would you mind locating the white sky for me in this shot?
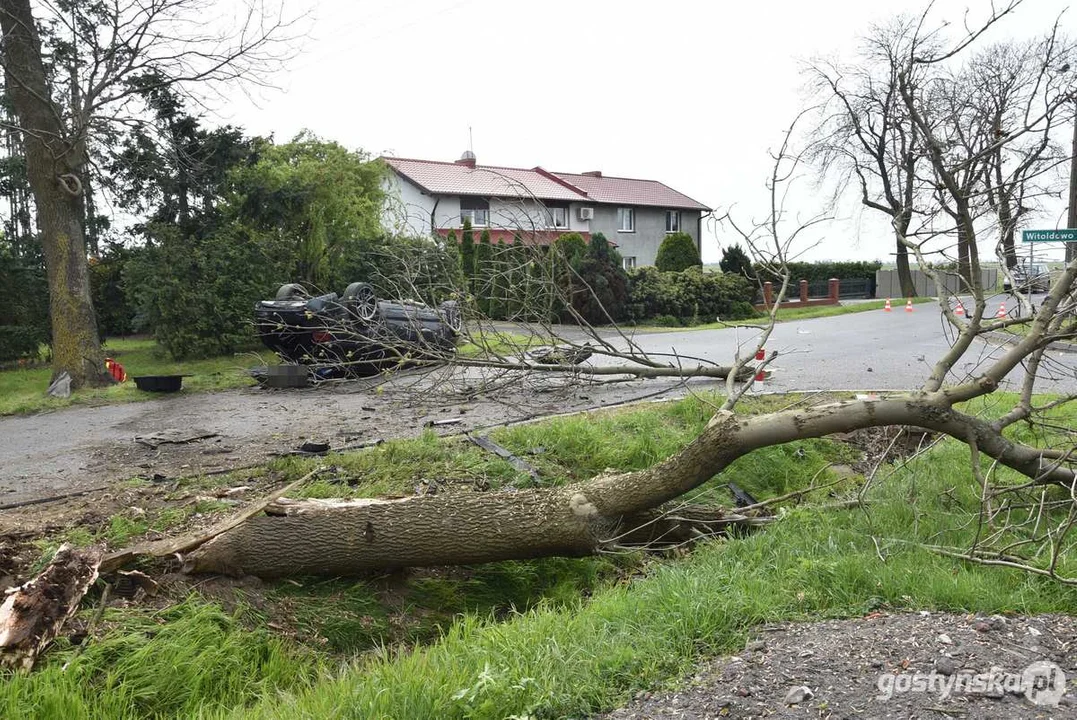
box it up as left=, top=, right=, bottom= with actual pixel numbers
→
left=219, top=0, right=1075, bottom=263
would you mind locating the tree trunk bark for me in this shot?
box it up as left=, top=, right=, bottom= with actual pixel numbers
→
left=894, top=225, right=916, bottom=299
left=0, top=0, right=108, bottom=388
left=185, top=396, right=1076, bottom=578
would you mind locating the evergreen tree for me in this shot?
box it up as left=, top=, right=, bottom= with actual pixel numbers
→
left=475, top=228, right=493, bottom=315
left=460, top=218, right=475, bottom=292
left=719, top=243, right=755, bottom=281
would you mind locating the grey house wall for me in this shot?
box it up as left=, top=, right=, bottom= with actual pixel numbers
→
left=591, top=206, right=702, bottom=267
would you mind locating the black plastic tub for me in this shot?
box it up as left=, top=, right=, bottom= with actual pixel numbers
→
left=133, top=375, right=187, bottom=392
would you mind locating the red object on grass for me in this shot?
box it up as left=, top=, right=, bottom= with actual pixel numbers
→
left=105, top=357, right=127, bottom=383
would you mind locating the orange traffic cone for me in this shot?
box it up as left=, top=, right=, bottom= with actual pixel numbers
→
left=996, top=302, right=1007, bottom=319
left=955, top=300, right=965, bottom=317
left=884, top=298, right=892, bottom=312
left=905, top=298, right=914, bottom=312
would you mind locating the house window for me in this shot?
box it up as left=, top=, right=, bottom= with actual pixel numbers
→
left=623, top=256, right=637, bottom=270
left=547, top=205, right=568, bottom=229
left=665, top=210, right=680, bottom=233
left=618, top=207, right=634, bottom=232
left=460, top=197, right=489, bottom=227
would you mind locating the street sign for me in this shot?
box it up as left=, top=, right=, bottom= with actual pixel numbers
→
left=1022, top=229, right=1077, bottom=242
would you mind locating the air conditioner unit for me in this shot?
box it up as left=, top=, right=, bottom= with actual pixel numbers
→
left=578, top=207, right=594, bottom=221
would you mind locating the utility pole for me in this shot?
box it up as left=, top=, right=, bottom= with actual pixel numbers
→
left=1068, top=100, right=1077, bottom=264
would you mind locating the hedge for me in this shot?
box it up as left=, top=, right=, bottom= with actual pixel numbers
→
left=753, top=260, right=881, bottom=284
left=627, top=267, right=755, bottom=324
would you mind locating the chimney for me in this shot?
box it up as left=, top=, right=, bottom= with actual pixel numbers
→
left=456, top=150, right=477, bottom=168
left=582, top=170, right=602, bottom=177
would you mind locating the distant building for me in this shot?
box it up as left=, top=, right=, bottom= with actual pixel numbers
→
left=381, top=153, right=710, bottom=268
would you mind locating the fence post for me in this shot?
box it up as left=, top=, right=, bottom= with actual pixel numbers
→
left=799, top=279, right=809, bottom=303
left=828, top=278, right=840, bottom=302
left=763, top=281, right=773, bottom=308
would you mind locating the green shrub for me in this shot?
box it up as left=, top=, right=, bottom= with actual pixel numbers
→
left=655, top=232, right=701, bottom=272
left=125, top=224, right=287, bottom=359
left=627, top=266, right=755, bottom=324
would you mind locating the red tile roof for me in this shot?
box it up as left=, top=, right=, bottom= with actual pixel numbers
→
left=381, top=157, right=710, bottom=211
left=553, top=172, right=710, bottom=211
left=382, top=157, right=587, bottom=202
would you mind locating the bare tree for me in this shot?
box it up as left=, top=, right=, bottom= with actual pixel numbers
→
left=811, top=17, right=928, bottom=299
left=0, top=0, right=292, bottom=388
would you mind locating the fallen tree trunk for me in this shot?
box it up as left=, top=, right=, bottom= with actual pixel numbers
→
left=184, top=394, right=1075, bottom=578
left=0, top=544, right=101, bottom=671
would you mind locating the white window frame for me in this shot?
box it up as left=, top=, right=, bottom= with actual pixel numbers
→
left=618, top=207, right=635, bottom=232
left=547, top=206, right=568, bottom=229
left=665, top=210, right=680, bottom=233
left=460, top=208, right=489, bottom=227
left=622, top=256, right=637, bottom=270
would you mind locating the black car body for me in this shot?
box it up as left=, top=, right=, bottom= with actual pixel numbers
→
left=255, top=282, right=460, bottom=374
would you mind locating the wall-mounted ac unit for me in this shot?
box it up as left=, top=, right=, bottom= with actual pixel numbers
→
left=578, top=207, right=594, bottom=221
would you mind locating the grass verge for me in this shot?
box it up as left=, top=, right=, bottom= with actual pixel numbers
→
left=0, top=338, right=276, bottom=416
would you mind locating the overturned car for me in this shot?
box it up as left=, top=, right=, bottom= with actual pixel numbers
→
left=255, top=282, right=461, bottom=375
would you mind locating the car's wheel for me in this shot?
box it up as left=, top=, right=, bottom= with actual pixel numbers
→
left=343, top=282, right=378, bottom=321
left=439, top=300, right=462, bottom=333
left=275, top=283, right=308, bottom=301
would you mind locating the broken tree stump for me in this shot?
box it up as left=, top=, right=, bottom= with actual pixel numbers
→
left=0, top=544, right=102, bottom=671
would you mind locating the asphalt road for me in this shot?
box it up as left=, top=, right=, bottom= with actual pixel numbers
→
left=621, top=295, right=1077, bottom=395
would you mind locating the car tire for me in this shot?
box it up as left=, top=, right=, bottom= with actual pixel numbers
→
left=343, top=282, right=378, bottom=321
left=275, top=283, right=308, bottom=301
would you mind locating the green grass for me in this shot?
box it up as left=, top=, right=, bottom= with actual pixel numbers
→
left=0, top=337, right=276, bottom=416
left=626, top=297, right=934, bottom=333
left=1, top=600, right=320, bottom=720
left=4, top=393, right=1076, bottom=719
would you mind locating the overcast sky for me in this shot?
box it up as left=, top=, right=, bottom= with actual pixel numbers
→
left=220, top=0, right=1074, bottom=263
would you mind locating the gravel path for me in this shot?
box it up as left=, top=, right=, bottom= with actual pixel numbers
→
left=598, top=612, right=1076, bottom=719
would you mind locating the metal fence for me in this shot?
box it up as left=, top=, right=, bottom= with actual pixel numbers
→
left=806, top=278, right=873, bottom=299
left=875, top=269, right=998, bottom=298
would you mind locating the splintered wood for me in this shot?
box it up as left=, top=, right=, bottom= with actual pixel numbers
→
left=0, top=544, right=102, bottom=671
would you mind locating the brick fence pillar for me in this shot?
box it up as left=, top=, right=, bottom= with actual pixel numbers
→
left=763, top=281, right=773, bottom=308
left=799, top=279, right=809, bottom=303
left=828, top=278, right=840, bottom=302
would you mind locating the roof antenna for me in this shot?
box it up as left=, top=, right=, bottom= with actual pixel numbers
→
left=458, top=126, right=477, bottom=166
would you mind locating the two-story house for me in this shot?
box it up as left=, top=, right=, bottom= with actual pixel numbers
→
left=381, top=153, right=710, bottom=268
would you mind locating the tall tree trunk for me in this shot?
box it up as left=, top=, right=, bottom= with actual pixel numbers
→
left=957, top=223, right=972, bottom=288
left=894, top=212, right=916, bottom=298
left=999, top=200, right=1018, bottom=270
left=0, top=0, right=108, bottom=388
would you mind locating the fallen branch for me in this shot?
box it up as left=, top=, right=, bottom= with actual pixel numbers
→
left=468, top=434, right=541, bottom=482
left=0, top=544, right=102, bottom=671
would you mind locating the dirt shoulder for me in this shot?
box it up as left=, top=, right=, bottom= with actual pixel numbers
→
left=600, top=612, right=1076, bottom=719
